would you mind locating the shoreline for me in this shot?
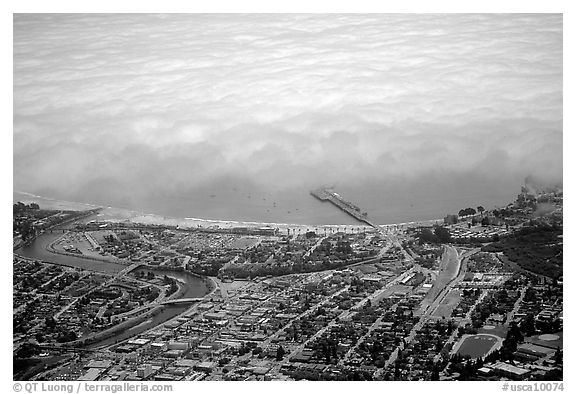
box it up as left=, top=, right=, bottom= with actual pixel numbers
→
left=14, top=190, right=445, bottom=232
left=103, top=211, right=444, bottom=232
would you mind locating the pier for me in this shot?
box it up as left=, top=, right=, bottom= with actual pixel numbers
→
left=310, top=187, right=378, bottom=228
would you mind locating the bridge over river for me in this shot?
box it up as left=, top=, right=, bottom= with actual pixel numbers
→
left=160, top=297, right=205, bottom=305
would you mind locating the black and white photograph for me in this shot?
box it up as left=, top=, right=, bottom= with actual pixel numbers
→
left=9, top=5, right=567, bottom=390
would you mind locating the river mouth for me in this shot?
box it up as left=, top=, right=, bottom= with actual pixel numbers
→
left=17, top=231, right=127, bottom=273
left=14, top=223, right=211, bottom=349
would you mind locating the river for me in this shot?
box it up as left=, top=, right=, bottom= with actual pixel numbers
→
left=15, top=225, right=211, bottom=348
left=88, top=303, right=192, bottom=349
left=17, top=231, right=127, bottom=273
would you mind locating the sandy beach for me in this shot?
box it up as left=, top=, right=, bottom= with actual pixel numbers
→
left=93, top=205, right=445, bottom=235
left=14, top=190, right=444, bottom=234
left=91, top=205, right=444, bottom=234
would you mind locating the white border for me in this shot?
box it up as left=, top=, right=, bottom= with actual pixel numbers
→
left=4, top=3, right=572, bottom=392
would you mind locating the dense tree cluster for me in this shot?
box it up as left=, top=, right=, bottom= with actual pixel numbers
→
left=458, top=207, right=477, bottom=217
left=469, top=288, right=516, bottom=329
left=417, top=226, right=451, bottom=244
left=13, top=201, right=92, bottom=241
left=162, top=275, right=179, bottom=296
left=447, top=354, right=485, bottom=380
left=13, top=202, right=40, bottom=214
left=15, top=342, right=41, bottom=358
left=13, top=219, right=35, bottom=241
left=220, top=237, right=365, bottom=279
left=482, top=224, right=562, bottom=278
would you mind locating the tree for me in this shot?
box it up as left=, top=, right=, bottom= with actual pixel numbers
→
left=477, top=206, right=485, bottom=216
left=554, top=347, right=562, bottom=364
left=45, top=316, right=57, bottom=329
left=419, top=228, right=438, bottom=244
left=56, top=330, right=77, bottom=343
left=276, top=345, right=286, bottom=361
left=431, top=366, right=440, bottom=381
left=434, top=226, right=451, bottom=243
left=435, top=337, right=443, bottom=352
left=505, top=322, right=523, bottom=349
left=16, top=342, right=40, bottom=358
left=322, top=343, right=331, bottom=364
left=459, top=207, right=477, bottom=217
left=521, top=314, right=536, bottom=336
left=19, top=220, right=35, bottom=241
left=13, top=202, right=27, bottom=214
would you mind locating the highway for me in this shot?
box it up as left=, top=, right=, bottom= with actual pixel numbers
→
left=376, top=247, right=479, bottom=376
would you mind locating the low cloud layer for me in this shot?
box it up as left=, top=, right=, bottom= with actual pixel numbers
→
left=14, top=14, right=562, bottom=217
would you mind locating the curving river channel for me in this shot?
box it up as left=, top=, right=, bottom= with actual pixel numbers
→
left=15, top=223, right=211, bottom=349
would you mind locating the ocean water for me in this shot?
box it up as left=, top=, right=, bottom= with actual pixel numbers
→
left=15, top=177, right=519, bottom=226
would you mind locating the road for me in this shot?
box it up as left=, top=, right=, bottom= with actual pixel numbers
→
left=338, top=267, right=417, bottom=321
left=506, top=286, right=527, bottom=324
left=418, top=247, right=479, bottom=316
left=376, top=247, right=479, bottom=375
left=228, top=285, right=352, bottom=367
left=13, top=268, right=68, bottom=315
left=279, top=267, right=419, bottom=368
left=54, top=263, right=142, bottom=318
left=211, top=277, right=229, bottom=300
left=441, top=289, right=490, bottom=361
left=345, top=229, right=408, bottom=269
left=303, top=236, right=329, bottom=258
left=287, top=274, right=406, bottom=365
left=339, top=285, right=417, bottom=366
